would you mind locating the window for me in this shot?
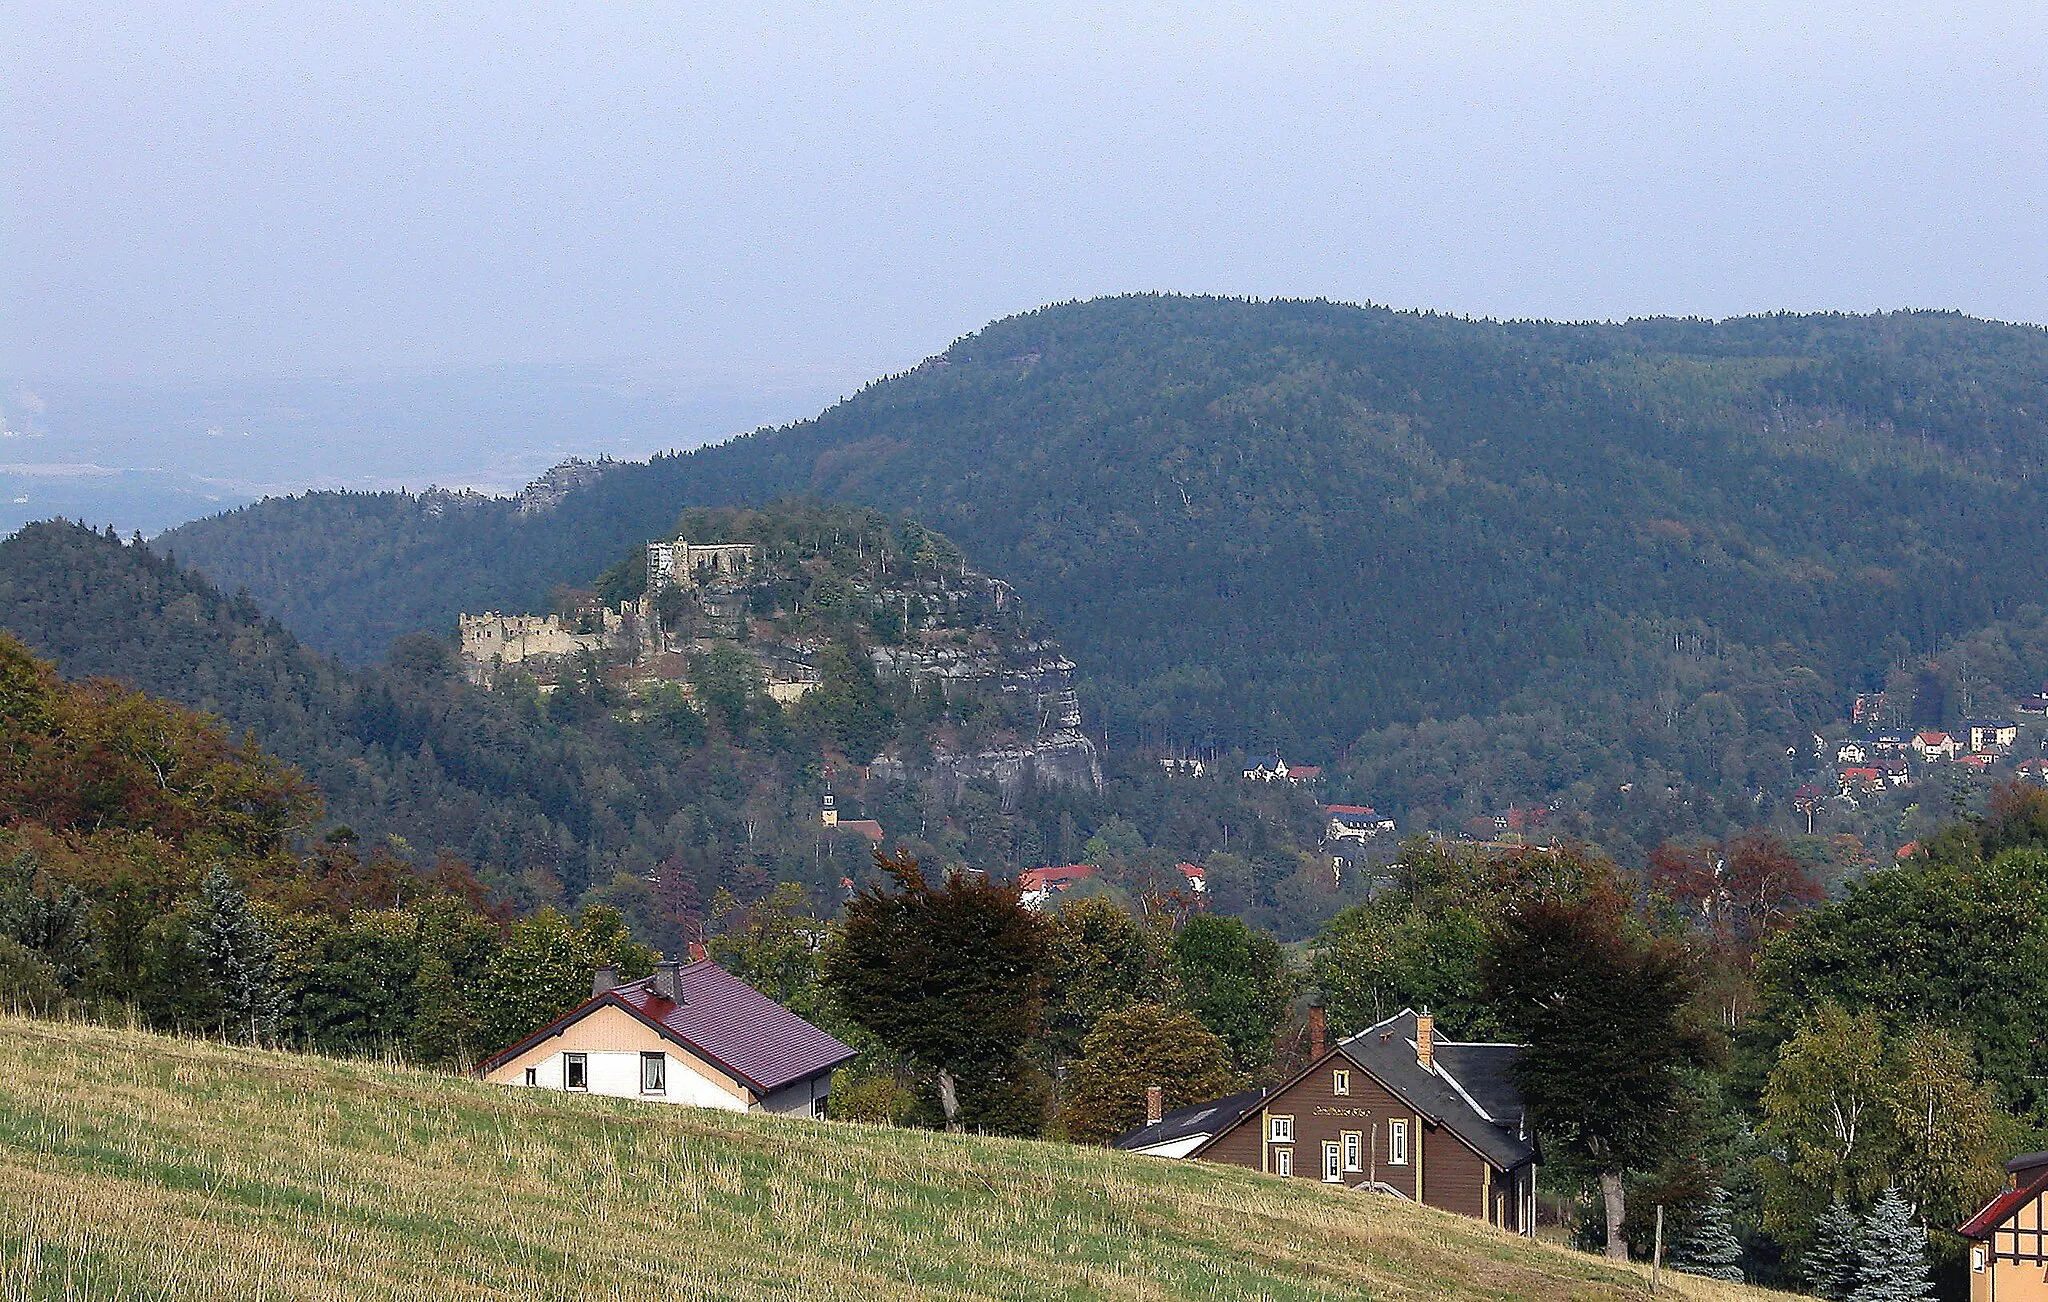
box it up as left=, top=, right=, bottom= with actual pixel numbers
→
left=640, top=1051, right=666, bottom=1094
left=1323, top=1142, right=1343, bottom=1183
left=1343, top=1131, right=1362, bottom=1172
left=1269, top=1115, right=1294, bottom=1143
left=1274, top=1148, right=1293, bottom=1177
left=523, top=1067, right=537, bottom=1086
left=812, top=1095, right=830, bottom=1119
left=564, top=1053, right=588, bottom=1091
left=1972, top=1248, right=1986, bottom=1273
left=1332, top=1069, right=1350, bottom=1096
left=1388, top=1119, right=1409, bottom=1165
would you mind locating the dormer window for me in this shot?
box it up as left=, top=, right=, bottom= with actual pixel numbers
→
left=1332, top=1069, right=1350, bottom=1096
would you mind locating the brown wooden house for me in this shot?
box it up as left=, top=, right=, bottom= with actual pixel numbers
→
left=1117, top=1008, right=1537, bottom=1233
left=1962, top=1152, right=2048, bottom=1302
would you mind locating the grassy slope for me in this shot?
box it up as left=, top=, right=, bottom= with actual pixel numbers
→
left=0, top=1017, right=1787, bottom=1302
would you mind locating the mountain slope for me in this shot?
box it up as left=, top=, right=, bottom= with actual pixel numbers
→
left=0, top=1013, right=1772, bottom=1301
left=165, top=296, right=2048, bottom=764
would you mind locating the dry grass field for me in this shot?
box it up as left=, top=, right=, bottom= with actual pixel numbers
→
left=0, top=1015, right=1793, bottom=1301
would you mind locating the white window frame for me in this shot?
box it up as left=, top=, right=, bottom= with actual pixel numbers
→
left=1323, top=1142, right=1343, bottom=1183
left=564, top=1052, right=588, bottom=1091
left=640, top=1051, right=666, bottom=1095
left=1388, top=1119, right=1409, bottom=1165
left=1343, top=1131, right=1362, bottom=1172
left=1269, top=1115, right=1294, bottom=1143
left=1971, top=1247, right=1986, bottom=1273
left=1274, top=1147, right=1293, bottom=1177
left=1332, top=1069, right=1350, bottom=1096
left=523, top=1067, right=537, bottom=1086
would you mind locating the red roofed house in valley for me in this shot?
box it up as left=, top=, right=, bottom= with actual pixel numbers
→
left=480, top=956, right=855, bottom=1117
left=1962, top=1152, right=2048, bottom=1300
left=1020, top=864, right=1096, bottom=910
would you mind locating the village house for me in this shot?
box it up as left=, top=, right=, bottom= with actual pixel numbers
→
left=1325, top=805, right=1398, bottom=844
left=1961, top=1152, right=2048, bottom=1302
left=1243, top=757, right=1320, bottom=784
left=1838, top=767, right=1886, bottom=797
left=1913, top=731, right=1959, bottom=761
left=1872, top=731, right=1912, bottom=754
left=1158, top=757, right=1208, bottom=777
left=480, top=957, right=855, bottom=1116
left=2020, top=759, right=2048, bottom=786
left=1836, top=741, right=1871, bottom=766
left=2019, top=693, right=2048, bottom=718
left=819, top=794, right=884, bottom=844
left=1968, top=720, right=2021, bottom=753
left=1117, top=1008, right=1536, bottom=1233
left=1020, top=863, right=1097, bottom=909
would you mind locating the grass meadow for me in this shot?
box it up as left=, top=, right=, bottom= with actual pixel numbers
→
left=0, top=1015, right=1790, bottom=1301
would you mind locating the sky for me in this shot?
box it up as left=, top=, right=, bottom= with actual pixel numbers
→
left=2, top=3, right=2045, bottom=528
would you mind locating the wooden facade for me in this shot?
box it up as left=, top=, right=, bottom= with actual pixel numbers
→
left=1188, top=1011, right=1536, bottom=1233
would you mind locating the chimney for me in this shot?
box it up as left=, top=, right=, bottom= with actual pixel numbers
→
left=1145, top=1085, right=1164, bottom=1126
left=1307, top=994, right=1328, bottom=1060
left=652, top=960, right=684, bottom=1004
left=687, top=940, right=707, bottom=963
left=1416, top=1009, right=1435, bottom=1072
left=591, top=964, right=618, bottom=998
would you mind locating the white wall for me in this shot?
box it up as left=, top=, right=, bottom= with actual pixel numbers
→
left=519, top=1049, right=749, bottom=1110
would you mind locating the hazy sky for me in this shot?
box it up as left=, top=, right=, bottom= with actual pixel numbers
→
left=7, top=2, right=2046, bottom=385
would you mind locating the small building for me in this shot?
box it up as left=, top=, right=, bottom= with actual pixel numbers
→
left=1159, top=757, right=1207, bottom=778
left=1914, top=731, right=1959, bottom=761
left=1119, top=1008, right=1536, bottom=1233
left=1962, top=1152, right=2048, bottom=1302
left=1839, top=767, right=1886, bottom=796
left=1243, top=757, right=1290, bottom=781
left=1837, top=741, right=1871, bottom=765
left=1285, top=765, right=1322, bottom=785
left=2019, top=759, right=2048, bottom=786
left=1020, top=863, right=1097, bottom=910
left=1872, top=731, right=1912, bottom=753
left=480, top=958, right=855, bottom=1116
left=1175, top=862, right=1207, bottom=894
left=2018, top=694, right=2048, bottom=718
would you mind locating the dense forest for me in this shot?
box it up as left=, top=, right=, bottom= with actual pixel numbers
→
left=0, top=521, right=1354, bottom=938
left=162, top=297, right=2048, bottom=848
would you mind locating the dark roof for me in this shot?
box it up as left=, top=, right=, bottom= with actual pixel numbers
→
left=1332, top=1010, right=1536, bottom=1172
left=481, top=959, right=856, bottom=1095
left=1113, top=1088, right=1269, bottom=1151
left=1962, top=1162, right=2048, bottom=1239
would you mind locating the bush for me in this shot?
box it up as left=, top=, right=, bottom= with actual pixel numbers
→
left=830, top=1073, right=917, bottom=1125
left=0, top=936, right=62, bottom=1014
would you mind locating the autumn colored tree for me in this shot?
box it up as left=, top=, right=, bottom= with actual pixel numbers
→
left=1483, top=876, right=1710, bottom=1260
left=1058, top=1003, right=1242, bottom=1144
left=822, top=848, right=1049, bottom=1132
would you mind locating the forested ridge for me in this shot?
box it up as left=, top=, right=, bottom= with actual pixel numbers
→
left=160, top=297, right=2048, bottom=845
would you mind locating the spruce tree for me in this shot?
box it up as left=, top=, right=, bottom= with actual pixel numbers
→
left=1671, top=1185, right=1745, bottom=1281
left=191, top=866, right=283, bottom=1044
left=1806, top=1199, right=1863, bottom=1302
left=1848, top=1188, right=1934, bottom=1302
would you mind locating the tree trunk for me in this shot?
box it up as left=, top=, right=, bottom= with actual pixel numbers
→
left=1600, top=1168, right=1628, bottom=1261
left=936, top=1069, right=963, bottom=1133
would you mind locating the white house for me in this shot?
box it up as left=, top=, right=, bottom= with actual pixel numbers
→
left=480, top=957, right=854, bottom=1116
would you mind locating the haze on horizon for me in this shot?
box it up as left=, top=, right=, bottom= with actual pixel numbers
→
left=2, top=2, right=2045, bottom=532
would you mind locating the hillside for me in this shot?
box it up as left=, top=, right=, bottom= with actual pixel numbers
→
left=158, top=297, right=2048, bottom=847
left=0, top=1014, right=1774, bottom=1301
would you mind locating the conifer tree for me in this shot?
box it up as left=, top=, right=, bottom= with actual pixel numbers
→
left=1671, top=1185, right=1745, bottom=1281
left=1849, top=1189, right=1934, bottom=1302
left=190, top=866, right=283, bottom=1044
left=1806, top=1199, right=1863, bottom=1302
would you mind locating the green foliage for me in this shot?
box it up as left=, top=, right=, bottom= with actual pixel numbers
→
left=1757, top=1005, right=2007, bottom=1255
left=476, top=905, right=656, bottom=1054
left=1670, top=1185, right=1745, bottom=1282
left=190, top=866, right=283, bottom=1043
left=1059, top=1003, right=1243, bottom=1145
left=828, top=1072, right=917, bottom=1125
left=0, top=852, right=94, bottom=988
left=1849, top=1189, right=1934, bottom=1302
left=1806, top=1199, right=1863, bottom=1301
left=708, top=884, right=825, bottom=1020
left=0, top=937, right=61, bottom=1013
left=1040, top=896, right=1177, bottom=1061
left=1171, top=914, right=1293, bottom=1074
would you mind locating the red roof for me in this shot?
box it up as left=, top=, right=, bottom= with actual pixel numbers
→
left=1962, top=1164, right=2048, bottom=1239
left=1841, top=767, right=1883, bottom=780
left=1918, top=731, right=1952, bottom=744
left=1325, top=804, right=1379, bottom=817
left=836, top=819, right=885, bottom=842
left=1021, top=864, right=1096, bottom=889
left=481, top=960, right=856, bottom=1095
left=1176, top=861, right=1205, bottom=881
left=1287, top=765, right=1322, bottom=779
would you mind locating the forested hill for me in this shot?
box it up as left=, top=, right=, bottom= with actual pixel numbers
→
left=165, top=297, right=2048, bottom=764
